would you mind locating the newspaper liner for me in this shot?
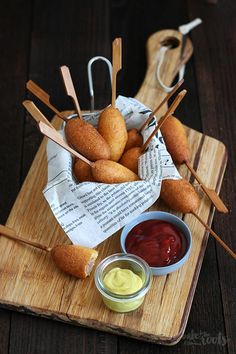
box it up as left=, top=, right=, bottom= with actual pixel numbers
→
left=43, top=96, right=181, bottom=247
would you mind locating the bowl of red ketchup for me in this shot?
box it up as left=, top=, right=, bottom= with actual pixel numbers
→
left=120, top=211, right=192, bottom=276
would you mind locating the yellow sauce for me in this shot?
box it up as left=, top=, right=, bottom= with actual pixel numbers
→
left=102, top=267, right=144, bottom=312
left=104, top=267, right=143, bottom=295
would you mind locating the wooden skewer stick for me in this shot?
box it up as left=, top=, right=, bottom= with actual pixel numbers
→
left=111, top=37, right=122, bottom=108
left=26, top=80, right=68, bottom=122
left=23, top=101, right=94, bottom=167
left=192, top=212, right=236, bottom=260
left=23, top=100, right=55, bottom=129
left=139, top=79, right=184, bottom=132
left=186, top=161, right=228, bottom=214
left=0, top=224, right=51, bottom=252
left=141, top=89, right=187, bottom=152
left=60, top=65, right=82, bottom=118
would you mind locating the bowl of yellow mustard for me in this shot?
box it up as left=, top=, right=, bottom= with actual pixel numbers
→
left=94, top=253, right=152, bottom=313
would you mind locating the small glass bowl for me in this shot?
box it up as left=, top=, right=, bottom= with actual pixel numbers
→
left=94, top=253, right=152, bottom=313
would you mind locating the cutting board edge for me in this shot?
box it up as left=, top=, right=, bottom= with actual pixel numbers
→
left=0, top=300, right=190, bottom=345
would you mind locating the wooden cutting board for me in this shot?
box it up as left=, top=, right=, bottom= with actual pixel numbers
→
left=0, top=30, right=227, bottom=345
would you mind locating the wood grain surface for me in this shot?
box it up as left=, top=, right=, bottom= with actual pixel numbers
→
left=0, top=26, right=228, bottom=346
left=0, top=118, right=227, bottom=345
left=0, top=0, right=235, bottom=353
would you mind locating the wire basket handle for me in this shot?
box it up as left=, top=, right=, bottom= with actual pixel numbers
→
left=87, top=56, right=112, bottom=111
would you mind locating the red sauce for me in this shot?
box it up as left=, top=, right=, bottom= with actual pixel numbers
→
left=125, top=219, right=187, bottom=267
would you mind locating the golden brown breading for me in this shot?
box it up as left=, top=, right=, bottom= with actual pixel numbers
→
left=119, top=147, right=142, bottom=174
left=124, top=128, right=143, bottom=152
left=65, top=118, right=111, bottom=161
left=73, top=158, right=95, bottom=182
left=92, top=160, right=140, bottom=184
left=98, top=107, right=128, bottom=161
left=51, top=245, right=98, bottom=279
left=160, top=178, right=200, bottom=213
left=161, top=115, right=190, bottom=164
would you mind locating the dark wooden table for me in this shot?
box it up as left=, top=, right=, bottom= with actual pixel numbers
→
left=0, top=1, right=235, bottom=353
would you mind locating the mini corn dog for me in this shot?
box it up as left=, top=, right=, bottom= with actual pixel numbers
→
left=160, top=178, right=200, bottom=213
left=73, top=158, right=95, bottom=183
left=0, top=224, right=99, bottom=279
left=92, top=160, right=139, bottom=184
left=160, top=115, right=190, bottom=164
left=124, top=128, right=143, bottom=152
left=26, top=79, right=111, bottom=162
left=73, top=155, right=139, bottom=184
left=98, top=106, right=128, bottom=161
left=60, top=65, right=112, bottom=161
left=119, top=146, right=141, bottom=174
left=51, top=245, right=98, bottom=279
left=98, top=38, right=128, bottom=161
left=65, top=118, right=111, bottom=161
